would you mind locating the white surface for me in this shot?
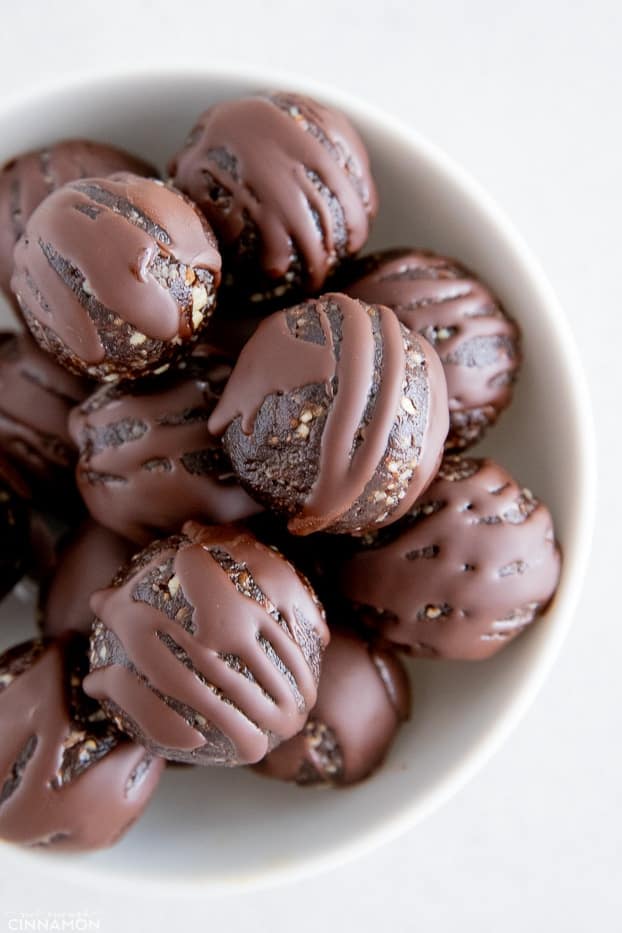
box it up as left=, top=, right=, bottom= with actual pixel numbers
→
left=0, top=0, right=617, bottom=929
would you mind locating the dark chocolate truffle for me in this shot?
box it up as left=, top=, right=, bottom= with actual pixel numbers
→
left=0, top=456, right=30, bottom=599
left=0, top=637, right=164, bottom=851
left=84, top=521, right=329, bottom=766
left=256, top=629, right=410, bottom=786
left=340, top=456, right=561, bottom=660
left=69, top=351, right=262, bottom=545
left=11, top=173, right=222, bottom=381
left=0, top=330, right=89, bottom=505
left=169, top=92, right=378, bottom=303
left=40, top=520, right=135, bottom=637
left=0, top=139, right=156, bottom=300
left=343, top=249, right=521, bottom=449
left=208, top=293, right=449, bottom=536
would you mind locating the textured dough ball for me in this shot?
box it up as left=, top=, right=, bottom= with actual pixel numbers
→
left=169, top=92, right=378, bottom=303
left=70, top=350, right=262, bottom=544
left=40, top=520, right=135, bottom=637
left=343, top=249, right=521, bottom=449
left=256, top=629, right=410, bottom=786
left=0, top=330, right=89, bottom=506
left=0, top=139, right=156, bottom=299
left=340, top=456, right=561, bottom=660
left=208, top=293, right=449, bottom=536
left=0, top=637, right=164, bottom=851
left=11, top=173, right=222, bottom=381
left=84, top=521, right=329, bottom=765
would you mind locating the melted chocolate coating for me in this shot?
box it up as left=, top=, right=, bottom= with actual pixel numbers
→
left=209, top=293, right=449, bottom=536
left=340, top=456, right=561, bottom=660
left=84, top=521, right=329, bottom=765
left=0, top=139, right=156, bottom=299
left=11, top=173, right=222, bottom=381
left=169, top=92, right=377, bottom=302
left=69, top=352, right=262, bottom=545
left=256, top=629, right=410, bottom=786
left=0, top=456, right=30, bottom=599
left=0, top=330, right=89, bottom=506
left=0, top=637, right=164, bottom=851
left=40, top=520, right=135, bottom=637
left=343, top=249, right=521, bottom=449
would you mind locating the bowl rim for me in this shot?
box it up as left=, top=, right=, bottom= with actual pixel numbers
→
left=0, top=61, right=597, bottom=897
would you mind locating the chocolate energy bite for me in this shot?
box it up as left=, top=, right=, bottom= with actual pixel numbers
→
left=209, top=293, right=449, bottom=536
left=0, top=637, right=164, bottom=851
left=0, top=139, right=156, bottom=300
left=343, top=249, right=521, bottom=449
left=84, top=521, right=329, bottom=766
left=69, top=351, right=262, bottom=545
left=40, top=520, right=135, bottom=637
left=169, top=92, right=377, bottom=303
left=0, top=330, right=89, bottom=506
left=340, top=456, right=561, bottom=660
left=256, top=629, right=410, bottom=786
left=0, top=456, right=30, bottom=600
left=12, top=173, right=222, bottom=381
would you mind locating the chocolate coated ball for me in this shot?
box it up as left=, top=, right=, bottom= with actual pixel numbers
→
left=12, top=173, right=222, bottom=381
left=84, top=521, right=329, bottom=765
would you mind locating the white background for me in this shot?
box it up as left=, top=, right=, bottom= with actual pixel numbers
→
left=0, top=0, right=619, bottom=929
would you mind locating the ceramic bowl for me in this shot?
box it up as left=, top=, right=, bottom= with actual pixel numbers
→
left=0, top=65, right=596, bottom=894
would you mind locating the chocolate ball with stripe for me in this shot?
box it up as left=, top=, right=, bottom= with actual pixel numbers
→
left=40, top=520, right=135, bottom=637
left=11, top=173, right=222, bottom=381
left=0, top=637, right=164, bottom=851
left=69, top=349, right=262, bottom=545
left=0, top=330, right=89, bottom=507
left=343, top=249, right=521, bottom=450
left=208, top=293, right=449, bottom=536
left=0, top=455, right=31, bottom=600
left=169, top=92, right=378, bottom=305
left=256, top=629, right=410, bottom=786
left=340, top=456, right=561, bottom=660
left=83, top=521, right=330, bottom=766
left=0, top=139, right=156, bottom=301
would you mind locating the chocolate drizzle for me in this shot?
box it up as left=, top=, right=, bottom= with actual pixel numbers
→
left=340, top=457, right=561, bottom=659
left=11, top=173, right=221, bottom=378
left=256, top=629, right=410, bottom=786
left=69, top=355, right=262, bottom=544
left=84, top=522, right=329, bottom=765
left=0, top=139, right=156, bottom=296
left=209, top=293, right=448, bottom=535
left=170, top=93, right=377, bottom=293
left=344, top=249, right=521, bottom=448
left=0, top=639, right=164, bottom=851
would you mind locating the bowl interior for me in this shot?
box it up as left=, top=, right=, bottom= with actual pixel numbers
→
left=0, top=69, right=593, bottom=893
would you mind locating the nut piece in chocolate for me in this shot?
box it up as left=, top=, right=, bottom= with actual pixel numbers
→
left=256, top=629, right=410, bottom=786
left=208, top=293, right=449, bottom=536
left=84, top=521, right=329, bottom=765
left=0, top=637, right=164, bottom=851
left=343, top=249, right=521, bottom=449
left=69, top=351, right=262, bottom=545
left=11, top=173, right=222, bottom=381
left=0, top=138, right=156, bottom=299
left=169, top=92, right=378, bottom=304
left=340, top=456, right=561, bottom=660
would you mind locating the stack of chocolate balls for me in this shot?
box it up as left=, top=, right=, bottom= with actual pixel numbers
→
left=0, top=92, right=561, bottom=853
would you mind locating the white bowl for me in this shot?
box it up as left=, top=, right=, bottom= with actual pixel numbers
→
left=0, top=65, right=596, bottom=895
